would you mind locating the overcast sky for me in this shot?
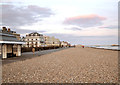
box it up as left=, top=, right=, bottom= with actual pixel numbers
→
left=0, top=0, right=118, bottom=45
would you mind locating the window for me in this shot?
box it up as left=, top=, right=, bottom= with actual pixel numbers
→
left=34, top=45, right=36, bottom=47
left=29, top=45, right=31, bottom=47
left=13, top=45, right=17, bottom=52
left=41, top=39, right=44, bottom=41
left=40, top=41, right=44, bottom=43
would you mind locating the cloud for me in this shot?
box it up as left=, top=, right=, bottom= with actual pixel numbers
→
left=45, top=33, right=117, bottom=45
left=65, top=27, right=81, bottom=31
left=1, top=4, right=54, bottom=28
left=2, top=27, right=47, bottom=35
left=63, top=14, right=106, bottom=27
left=99, top=25, right=118, bottom=29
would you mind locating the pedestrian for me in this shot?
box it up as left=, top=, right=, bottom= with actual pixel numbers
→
left=82, top=45, right=84, bottom=48
left=32, top=48, right=35, bottom=54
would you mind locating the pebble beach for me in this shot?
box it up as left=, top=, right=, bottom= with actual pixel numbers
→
left=2, top=47, right=118, bottom=83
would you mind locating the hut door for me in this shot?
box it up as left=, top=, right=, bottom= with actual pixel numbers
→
left=7, top=45, right=13, bottom=57
left=13, top=44, right=17, bottom=56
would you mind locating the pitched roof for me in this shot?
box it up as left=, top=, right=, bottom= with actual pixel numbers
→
left=27, top=32, right=43, bottom=36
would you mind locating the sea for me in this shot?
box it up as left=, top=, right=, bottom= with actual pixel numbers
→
left=87, top=45, right=120, bottom=51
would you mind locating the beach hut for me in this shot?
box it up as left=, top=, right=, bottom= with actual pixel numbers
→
left=0, top=27, right=25, bottom=58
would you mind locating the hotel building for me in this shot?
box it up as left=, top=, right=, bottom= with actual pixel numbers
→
left=22, top=32, right=45, bottom=48
left=44, top=36, right=60, bottom=47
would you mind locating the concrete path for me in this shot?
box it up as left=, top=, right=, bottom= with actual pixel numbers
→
left=2, top=47, right=69, bottom=65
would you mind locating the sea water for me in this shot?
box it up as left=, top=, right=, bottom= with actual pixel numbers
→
left=88, top=45, right=120, bottom=51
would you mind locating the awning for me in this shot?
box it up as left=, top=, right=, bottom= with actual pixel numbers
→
left=0, top=41, right=25, bottom=44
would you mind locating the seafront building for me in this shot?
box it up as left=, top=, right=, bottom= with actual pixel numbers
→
left=0, top=27, right=24, bottom=58
left=22, top=32, right=61, bottom=48
left=12, top=31, right=21, bottom=40
left=61, top=41, right=70, bottom=47
left=22, top=32, right=45, bottom=48
left=44, top=36, right=60, bottom=47
left=0, top=27, right=70, bottom=58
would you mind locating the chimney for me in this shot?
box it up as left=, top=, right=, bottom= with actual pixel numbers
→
left=2, top=27, right=7, bottom=31
left=8, top=28, right=11, bottom=32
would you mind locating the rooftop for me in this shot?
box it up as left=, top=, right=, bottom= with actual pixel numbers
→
left=27, top=32, right=43, bottom=36
left=0, top=27, right=24, bottom=44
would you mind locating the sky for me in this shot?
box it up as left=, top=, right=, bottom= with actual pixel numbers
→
left=0, top=0, right=118, bottom=45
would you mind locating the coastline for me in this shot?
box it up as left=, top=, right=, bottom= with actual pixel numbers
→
left=86, top=45, right=120, bottom=51
left=89, top=47, right=120, bottom=51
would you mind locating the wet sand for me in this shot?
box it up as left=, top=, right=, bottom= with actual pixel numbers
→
left=2, top=47, right=118, bottom=83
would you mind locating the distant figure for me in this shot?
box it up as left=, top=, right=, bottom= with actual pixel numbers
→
left=74, top=45, right=76, bottom=48
left=32, top=48, right=35, bottom=54
left=82, top=45, right=84, bottom=48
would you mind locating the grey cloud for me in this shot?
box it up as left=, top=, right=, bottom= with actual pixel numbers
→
left=65, top=27, right=81, bottom=31
left=5, top=28, right=47, bottom=35
left=38, top=30, right=47, bottom=33
left=64, top=14, right=106, bottom=27
left=1, top=4, right=54, bottom=28
left=99, top=25, right=118, bottom=29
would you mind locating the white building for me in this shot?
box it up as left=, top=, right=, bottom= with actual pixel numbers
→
left=44, top=36, right=60, bottom=47
left=61, top=41, right=70, bottom=47
left=22, top=32, right=45, bottom=48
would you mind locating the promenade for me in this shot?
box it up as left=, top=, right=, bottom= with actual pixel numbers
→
left=2, top=47, right=118, bottom=83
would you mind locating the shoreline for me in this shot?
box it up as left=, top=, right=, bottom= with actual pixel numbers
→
left=89, top=47, right=120, bottom=51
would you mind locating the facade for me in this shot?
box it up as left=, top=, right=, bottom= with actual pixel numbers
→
left=22, top=32, right=45, bottom=48
left=0, top=27, right=24, bottom=58
left=44, top=36, right=60, bottom=47
left=61, top=41, right=70, bottom=47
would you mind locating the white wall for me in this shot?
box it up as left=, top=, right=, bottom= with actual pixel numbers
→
left=2, top=44, right=7, bottom=58
left=16, top=45, right=21, bottom=56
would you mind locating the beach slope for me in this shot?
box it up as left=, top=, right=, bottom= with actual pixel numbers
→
left=2, top=47, right=118, bottom=83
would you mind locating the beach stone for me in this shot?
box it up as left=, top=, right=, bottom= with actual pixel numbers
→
left=2, top=47, right=118, bottom=83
